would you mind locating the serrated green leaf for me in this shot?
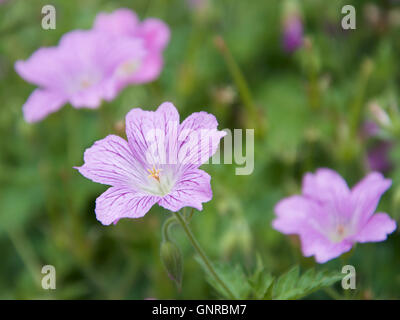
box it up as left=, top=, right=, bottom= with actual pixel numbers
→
left=272, top=266, right=342, bottom=300
left=272, top=265, right=300, bottom=299
left=248, top=254, right=275, bottom=299
left=195, top=257, right=250, bottom=299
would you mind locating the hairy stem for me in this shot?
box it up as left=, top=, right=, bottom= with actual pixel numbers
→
left=173, top=211, right=237, bottom=299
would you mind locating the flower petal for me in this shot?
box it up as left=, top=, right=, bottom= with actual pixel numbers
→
left=273, top=195, right=354, bottom=263
left=272, top=195, right=331, bottom=235
left=76, top=135, right=146, bottom=188
left=93, top=8, right=139, bottom=36
left=178, top=111, right=226, bottom=167
left=158, top=169, right=212, bottom=211
left=95, top=187, right=159, bottom=225
left=350, top=172, right=392, bottom=227
left=22, top=89, right=66, bottom=123
left=302, top=168, right=350, bottom=204
left=138, top=18, right=170, bottom=51
left=299, top=231, right=353, bottom=264
left=124, top=53, right=163, bottom=85
left=353, top=213, right=396, bottom=243
left=125, top=102, right=180, bottom=166
left=15, top=47, right=64, bottom=89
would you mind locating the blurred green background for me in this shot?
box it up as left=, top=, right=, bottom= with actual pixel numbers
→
left=1, top=0, right=400, bottom=299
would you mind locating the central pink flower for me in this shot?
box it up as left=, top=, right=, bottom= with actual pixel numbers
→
left=75, top=102, right=226, bottom=225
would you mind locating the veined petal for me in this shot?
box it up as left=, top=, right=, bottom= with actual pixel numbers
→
left=76, top=135, right=146, bottom=188
left=352, top=213, right=396, bottom=243
left=350, top=172, right=391, bottom=227
left=125, top=102, right=180, bottom=166
left=96, top=187, right=159, bottom=225
left=22, top=89, right=66, bottom=123
left=178, top=111, right=226, bottom=167
left=158, top=168, right=212, bottom=212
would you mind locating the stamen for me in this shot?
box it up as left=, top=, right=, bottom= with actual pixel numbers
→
left=147, top=165, right=162, bottom=182
left=80, top=79, right=93, bottom=89
left=337, top=225, right=345, bottom=236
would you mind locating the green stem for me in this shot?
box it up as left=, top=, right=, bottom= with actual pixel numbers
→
left=173, top=211, right=237, bottom=299
left=8, top=229, right=41, bottom=286
left=162, top=216, right=177, bottom=242
left=349, top=59, right=373, bottom=138
left=214, top=35, right=265, bottom=134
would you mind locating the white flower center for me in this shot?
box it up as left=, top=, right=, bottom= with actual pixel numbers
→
left=115, top=59, right=141, bottom=78
left=141, top=166, right=175, bottom=196
left=329, top=224, right=349, bottom=243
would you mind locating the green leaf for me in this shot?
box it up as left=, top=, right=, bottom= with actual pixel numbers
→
left=248, top=254, right=275, bottom=299
left=195, top=257, right=251, bottom=299
left=272, top=266, right=342, bottom=300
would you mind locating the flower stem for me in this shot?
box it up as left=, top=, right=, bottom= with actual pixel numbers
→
left=349, top=59, right=373, bottom=139
left=213, top=35, right=265, bottom=135
left=7, top=229, right=41, bottom=286
left=162, top=216, right=177, bottom=242
left=172, top=211, right=237, bottom=299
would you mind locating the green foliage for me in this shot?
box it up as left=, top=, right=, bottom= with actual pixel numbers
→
left=270, top=266, right=342, bottom=300
left=1, top=0, right=400, bottom=299
left=197, top=254, right=342, bottom=300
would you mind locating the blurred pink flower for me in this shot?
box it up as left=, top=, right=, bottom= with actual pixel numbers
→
left=361, top=121, right=393, bottom=173
left=282, top=13, right=303, bottom=53
left=75, top=102, right=226, bottom=225
left=15, top=31, right=145, bottom=122
left=273, top=168, right=396, bottom=263
left=15, top=9, right=170, bottom=123
left=93, top=8, right=170, bottom=90
left=367, top=141, right=393, bottom=173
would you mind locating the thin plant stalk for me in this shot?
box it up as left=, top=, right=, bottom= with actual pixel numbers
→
left=172, top=211, right=237, bottom=299
left=214, top=35, right=265, bottom=134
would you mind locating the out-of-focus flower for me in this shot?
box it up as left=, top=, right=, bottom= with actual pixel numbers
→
left=93, top=8, right=170, bottom=90
left=212, top=85, right=237, bottom=106
left=281, top=1, right=304, bottom=53
left=15, top=31, right=145, bottom=123
left=282, top=15, right=303, bottom=53
left=362, top=120, right=380, bottom=138
left=362, top=120, right=393, bottom=173
left=369, top=102, right=391, bottom=128
left=187, top=0, right=207, bottom=11
left=75, top=102, right=226, bottom=225
left=367, top=141, right=393, bottom=173
left=273, top=168, right=396, bottom=263
left=364, top=3, right=382, bottom=30
left=15, top=9, right=170, bottom=123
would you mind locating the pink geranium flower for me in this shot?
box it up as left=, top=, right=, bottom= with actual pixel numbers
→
left=75, top=102, right=226, bottom=225
left=15, top=31, right=145, bottom=122
left=93, top=8, right=170, bottom=89
left=273, top=168, right=396, bottom=263
left=15, top=9, right=170, bottom=123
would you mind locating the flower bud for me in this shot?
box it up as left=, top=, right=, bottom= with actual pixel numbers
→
left=160, top=241, right=183, bottom=289
left=281, top=0, right=304, bottom=53
left=369, top=102, right=391, bottom=128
